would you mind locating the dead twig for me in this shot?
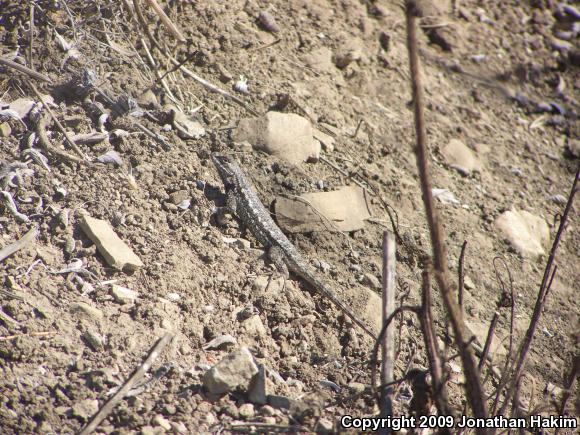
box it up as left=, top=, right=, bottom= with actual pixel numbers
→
left=379, top=232, right=396, bottom=434
left=0, top=288, right=24, bottom=301
left=125, top=0, right=258, bottom=117
left=404, top=1, right=489, bottom=427
left=0, top=58, right=51, bottom=83
left=0, top=226, right=38, bottom=263
left=28, top=2, right=35, bottom=70
left=171, top=59, right=260, bottom=116
left=142, top=0, right=185, bottom=42
left=458, top=240, right=467, bottom=310
left=478, top=312, right=499, bottom=371
left=28, top=82, right=88, bottom=161
left=420, top=264, right=453, bottom=421
left=34, top=112, right=84, bottom=163
left=488, top=257, right=517, bottom=414
left=0, top=309, right=20, bottom=326
left=370, top=305, right=421, bottom=400
left=79, top=332, right=174, bottom=435
left=0, top=331, right=57, bottom=341
left=319, top=155, right=401, bottom=241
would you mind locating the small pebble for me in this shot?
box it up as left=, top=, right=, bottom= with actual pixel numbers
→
left=260, top=405, right=276, bottom=416
left=238, top=403, right=255, bottom=419
left=258, top=11, right=280, bottom=33
left=550, top=194, right=567, bottom=205
left=153, top=414, right=172, bottom=431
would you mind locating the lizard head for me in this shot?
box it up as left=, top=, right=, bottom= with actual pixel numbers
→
left=211, top=154, right=237, bottom=187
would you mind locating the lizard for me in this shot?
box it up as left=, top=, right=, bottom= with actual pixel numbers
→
left=211, top=153, right=377, bottom=339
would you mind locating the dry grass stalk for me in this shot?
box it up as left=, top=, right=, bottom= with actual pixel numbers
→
left=142, top=0, right=185, bottom=42
left=0, top=58, right=51, bottom=83
left=478, top=312, right=499, bottom=371
left=79, top=332, right=174, bottom=435
left=554, top=355, right=579, bottom=434
left=0, top=226, right=38, bottom=263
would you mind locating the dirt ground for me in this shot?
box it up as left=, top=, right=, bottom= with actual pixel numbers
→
left=0, top=0, right=578, bottom=434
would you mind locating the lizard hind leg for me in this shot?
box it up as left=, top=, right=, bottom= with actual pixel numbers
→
left=265, top=245, right=289, bottom=292
left=268, top=245, right=289, bottom=278
left=214, top=190, right=238, bottom=224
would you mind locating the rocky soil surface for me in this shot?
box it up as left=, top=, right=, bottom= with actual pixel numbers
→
left=0, top=0, right=578, bottom=433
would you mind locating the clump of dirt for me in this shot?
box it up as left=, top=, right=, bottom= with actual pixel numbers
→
left=0, top=0, right=578, bottom=433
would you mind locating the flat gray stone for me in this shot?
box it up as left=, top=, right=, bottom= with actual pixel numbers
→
left=248, top=365, right=267, bottom=405
left=80, top=215, right=143, bottom=272
left=267, top=395, right=310, bottom=417
left=275, top=186, right=371, bottom=233
left=361, top=288, right=382, bottom=335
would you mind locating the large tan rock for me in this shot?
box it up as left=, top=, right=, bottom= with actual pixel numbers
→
left=274, top=186, right=371, bottom=233
left=233, top=112, right=319, bottom=164
left=495, top=209, right=549, bottom=259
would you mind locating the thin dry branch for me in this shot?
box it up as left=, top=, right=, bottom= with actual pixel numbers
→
left=0, top=58, right=52, bottom=83
left=142, top=0, right=186, bottom=42
left=420, top=265, right=453, bottom=420
left=35, top=112, right=84, bottom=163
left=379, top=231, right=396, bottom=434
left=28, top=82, right=88, bottom=161
left=478, top=312, right=499, bottom=371
left=0, top=331, right=56, bottom=341
left=554, top=355, right=579, bottom=435
left=404, top=0, right=488, bottom=427
left=0, top=226, right=38, bottom=263
left=79, top=332, right=174, bottom=435
left=458, top=240, right=467, bottom=310
left=125, top=0, right=258, bottom=117
left=371, top=305, right=421, bottom=400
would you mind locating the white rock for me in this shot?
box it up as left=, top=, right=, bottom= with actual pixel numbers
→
left=80, top=215, right=143, bottom=272
left=432, top=188, right=460, bottom=205
left=70, top=302, right=104, bottom=322
left=111, top=285, right=138, bottom=304
left=72, top=399, right=98, bottom=421
left=465, top=320, right=507, bottom=358
left=495, top=209, right=549, bottom=258
left=248, top=365, right=267, bottom=405
left=252, top=275, right=285, bottom=296
left=361, top=288, right=382, bottom=335
left=202, top=334, right=237, bottom=350
left=153, top=414, right=172, bottom=431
